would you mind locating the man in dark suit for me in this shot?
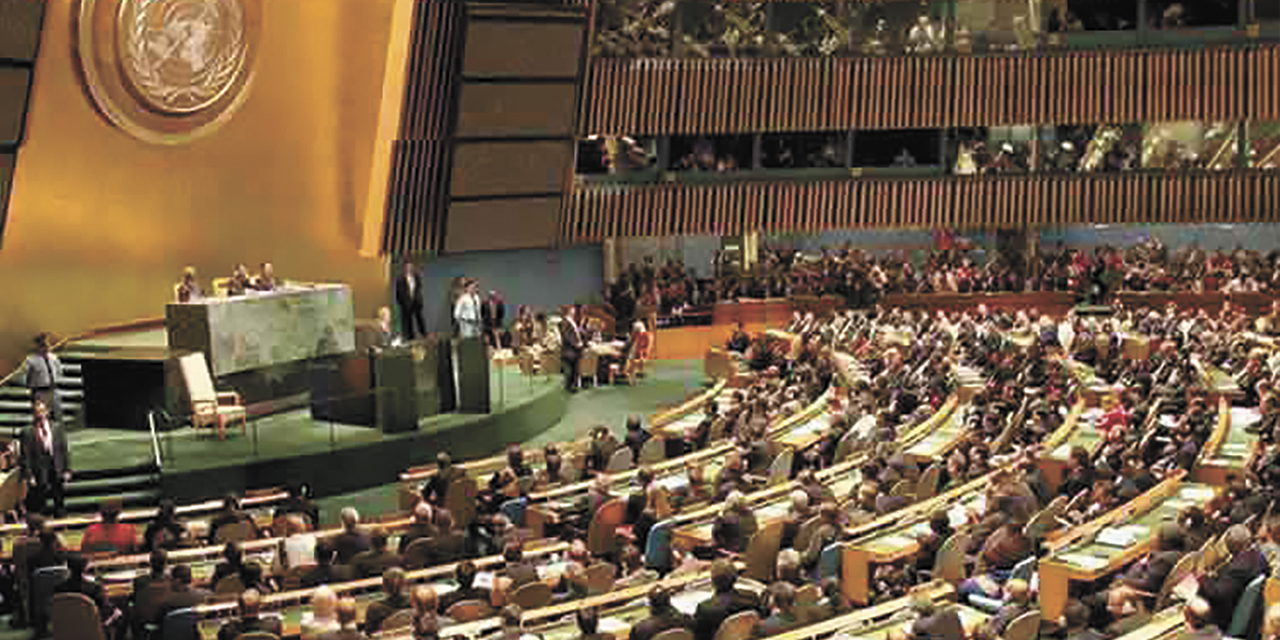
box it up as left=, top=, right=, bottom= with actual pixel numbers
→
left=693, top=560, right=766, bottom=640
left=905, top=597, right=965, bottom=640
left=425, top=511, right=467, bottom=566
left=481, top=291, right=506, bottom=348
left=630, top=585, right=694, bottom=640
left=333, top=507, right=371, bottom=565
left=1199, top=525, right=1269, bottom=628
left=153, top=564, right=212, bottom=628
left=216, top=589, right=282, bottom=640
left=437, top=560, right=491, bottom=615
left=24, top=333, right=61, bottom=422
left=322, top=598, right=369, bottom=640
left=21, top=399, right=70, bottom=516
left=559, top=306, right=585, bottom=392
left=502, top=544, right=539, bottom=591
left=363, top=568, right=411, bottom=635
left=394, top=260, right=427, bottom=341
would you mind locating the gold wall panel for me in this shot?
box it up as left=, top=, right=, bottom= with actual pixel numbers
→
left=0, top=0, right=398, bottom=370
left=463, top=20, right=582, bottom=78
left=0, top=0, right=45, bottom=62
left=446, top=197, right=561, bottom=253
left=451, top=141, right=572, bottom=198
left=456, top=82, right=577, bottom=138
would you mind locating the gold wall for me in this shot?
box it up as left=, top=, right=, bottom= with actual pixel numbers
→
left=0, top=0, right=399, bottom=371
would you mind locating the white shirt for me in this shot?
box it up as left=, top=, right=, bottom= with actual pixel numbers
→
left=455, top=293, right=482, bottom=338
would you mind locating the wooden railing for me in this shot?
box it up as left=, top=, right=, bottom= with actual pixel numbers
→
left=580, top=44, right=1280, bottom=134
left=561, top=170, right=1280, bottom=240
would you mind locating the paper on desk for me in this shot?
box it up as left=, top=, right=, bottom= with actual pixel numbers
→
left=1059, top=552, right=1109, bottom=571
left=599, top=616, right=631, bottom=635
left=474, top=572, right=495, bottom=590
left=1096, top=524, right=1147, bottom=548
left=948, top=505, right=970, bottom=527
left=877, top=534, right=916, bottom=551
left=671, top=589, right=706, bottom=616
left=1179, top=486, right=1215, bottom=501
left=656, top=475, right=689, bottom=491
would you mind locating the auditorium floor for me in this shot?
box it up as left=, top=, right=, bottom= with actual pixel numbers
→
left=311, top=358, right=710, bottom=526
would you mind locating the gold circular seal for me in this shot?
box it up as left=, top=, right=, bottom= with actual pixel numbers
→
left=77, top=0, right=261, bottom=144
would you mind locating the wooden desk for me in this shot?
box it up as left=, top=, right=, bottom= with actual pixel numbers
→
left=1039, top=401, right=1098, bottom=493
left=770, top=582, right=985, bottom=640
left=1110, top=607, right=1184, bottom=640
left=841, top=475, right=989, bottom=605
left=1194, top=403, right=1259, bottom=486
left=1038, top=473, right=1217, bottom=622
left=903, top=403, right=967, bottom=466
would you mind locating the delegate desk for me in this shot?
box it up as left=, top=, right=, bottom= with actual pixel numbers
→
left=522, top=578, right=716, bottom=640
left=771, top=582, right=988, bottom=640
left=188, top=540, right=568, bottom=639
left=841, top=475, right=988, bottom=605
left=1037, top=474, right=1218, bottom=622
left=167, top=284, right=355, bottom=377
left=902, top=403, right=967, bottom=466
left=1112, top=607, right=1184, bottom=640
left=0, top=490, right=286, bottom=560
left=1039, top=402, right=1099, bottom=492
left=1194, top=405, right=1259, bottom=486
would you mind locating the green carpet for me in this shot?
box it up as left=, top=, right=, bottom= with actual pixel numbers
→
left=312, top=358, right=710, bottom=526
left=67, top=363, right=555, bottom=473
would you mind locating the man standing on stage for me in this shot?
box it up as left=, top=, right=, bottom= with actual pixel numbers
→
left=454, top=278, right=483, bottom=339
left=22, top=399, right=70, bottom=516
left=24, top=333, right=60, bottom=423
left=394, top=259, right=427, bottom=340
left=559, top=306, right=585, bottom=392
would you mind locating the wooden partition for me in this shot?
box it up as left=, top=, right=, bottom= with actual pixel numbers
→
left=884, top=291, right=1076, bottom=317
left=581, top=45, right=1280, bottom=135
left=1117, top=291, right=1278, bottom=315
left=563, top=171, right=1280, bottom=241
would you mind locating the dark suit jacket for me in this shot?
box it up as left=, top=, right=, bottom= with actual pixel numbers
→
left=908, top=608, right=965, bottom=640
left=154, top=586, right=212, bottom=625
left=439, top=585, right=492, bottom=614
left=54, top=577, right=114, bottom=621
left=395, top=274, right=424, bottom=312
left=693, top=589, right=765, bottom=640
left=352, top=549, right=403, bottom=579
left=506, top=561, right=540, bottom=590
left=364, top=593, right=411, bottom=634
left=1201, top=548, right=1269, bottom=628
left=1122, top=550, right=1182, bottom=595
left=482, top=301, right=505, bottom=333
left=217, top=615, right=283, bottom=640
left=333, top=530, right=371, bottom=565
left=427, top=532, right=468, bottom=566
left=560, top=320, right=584, bottom=359
left=21, top=419, right=69, bottom=479
left=630, top=609, right=694, bottom=640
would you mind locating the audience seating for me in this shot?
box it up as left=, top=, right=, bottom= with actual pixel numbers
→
left=50, top=593, right=108, bottom=640
left=713, top=610, right=761, bottom=640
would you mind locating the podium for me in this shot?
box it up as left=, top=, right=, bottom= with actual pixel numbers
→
left=309, top=338, right=448, bottom=432
left=452, top=337, right=491, bottom=414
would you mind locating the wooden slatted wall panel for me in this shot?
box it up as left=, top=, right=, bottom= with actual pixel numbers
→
left=382, top=0, right=466, bottom=254
left=581, top=45, right=1280, bottom=135
left=563, top=172, right=1280, bottom=239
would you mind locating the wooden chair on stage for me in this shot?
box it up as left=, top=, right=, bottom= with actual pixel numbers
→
left=178, top=352, right=246, bottom=441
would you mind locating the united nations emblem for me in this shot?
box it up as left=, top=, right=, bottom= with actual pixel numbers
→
left=77, top=0, right=261, bottom=144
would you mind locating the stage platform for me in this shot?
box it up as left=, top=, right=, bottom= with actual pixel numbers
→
left=66, top=359, right=567, bottom=503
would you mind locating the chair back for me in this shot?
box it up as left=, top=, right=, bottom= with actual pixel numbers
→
left=637, top=437, right=665, bottom=465
left=0, top=469, right=26, bottom=513
left=833, top=430, right=859, bottom=464
left=1009, top=556, right=1037, bottom=583
left=381, top=609, right=416, bottom=632
left=511, top=581, right=553, bottom=609
left=216, top=520, right=256, bottom=544
left=445, top=599, right=494, bottom=622
left=518, top=350, right=536, bottom=376
left=644, top=519, right=677, bottom=572
left=1156, top=550, right=1201, bottom=609
left=648, top=484, right=673, bottom=520
left=795, top=584, right=821, bottom=606
left=403, top=537, right=434, bottom=570
left=587, top=497, right=629, bottom=556
left=584, top=562, right=617, bottom=595
left=713, top=610, right=761, bottom=640
left=499, top=497, right=528, bottom=528
left=234, top=634, right=281, bottom=640
left=651, top=629, right=693, bottom=640
left=888, top=480, right=914, bottom=500
left=539, top=351, right=560, bottom=377
left=161, top=607, right=200, bottom=640
left=607, top=448, right=633, bottom=472
left=792, top=515, right=822, bottom=554
left=32, top=565, right=69, bottom=621
left=743, top=521, right=784, bottom=582
left=445, top=476, right=478, bottom=529
left=1228, top=573, right=1268, bottom=638
left=818, top=542, right=842, bottom=583
left=931, top=532, right=970, bottom=585
left=1001, top=611, right=1040, bottom=640
left=178, top=353, right=217, bottom=405
left=51, top=593, right=107, bottom=640
left=214, top=573, right=245, bottom=595
left=916, top=465, right=942, bottom=501
left=766, top=449, right=794, bottom=487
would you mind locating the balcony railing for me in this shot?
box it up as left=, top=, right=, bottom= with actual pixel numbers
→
left=560, top=169, right=1280, bottom=240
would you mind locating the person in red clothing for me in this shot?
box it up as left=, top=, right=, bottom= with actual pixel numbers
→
left=80, top=498, right=137, bottom=555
